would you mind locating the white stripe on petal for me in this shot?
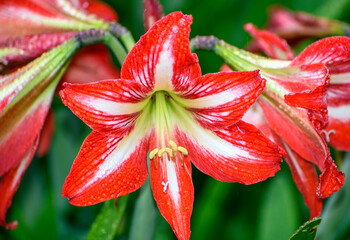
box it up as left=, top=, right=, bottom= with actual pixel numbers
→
left=328, top=105, right=350, bottom=120
left=180, top=89, right=241, bottom=109
left=182, top=118, right=253, bottom=159
left=166, top=157, right=180, bottom=205
left=330, top=73, right=350, bottom=84
left=80, top=126, right=150, bottom=193
left=154, top=40, right=174, bottom=91
left=85, top=97, right=145, bottom=115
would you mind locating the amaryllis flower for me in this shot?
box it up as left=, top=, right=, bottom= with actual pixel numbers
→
left=60, top=12, right=283, bottom=240
left=264, top=6, right=350, bottom=44
left=245, top=25, right=350, bottom=151
left=211, top=34, right=348, bottom=218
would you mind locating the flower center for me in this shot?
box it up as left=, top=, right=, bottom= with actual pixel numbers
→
left=145, top=90, right=189, bottom=163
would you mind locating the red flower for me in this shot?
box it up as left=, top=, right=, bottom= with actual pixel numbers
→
left=60, top=12, right=283, bottom=240
left=216, top=32, right=348, bottom=218
left=0, top=0, right=119, bottom=229
left=264, top=6, right=350, bottom=44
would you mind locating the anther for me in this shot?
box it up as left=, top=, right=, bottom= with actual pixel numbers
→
left=165, top=148, right=173, bottom=157
left=158, top=148, right=166, bottom=158
left=178, top=146, right=188, bottom=156
left=162, top=181, right=169, bottom=193
left=149, top=148, right=159, bottom=159
left=169, top=140, right=178, bottom=154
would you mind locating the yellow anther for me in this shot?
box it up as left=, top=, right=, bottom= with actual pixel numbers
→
left=178, top=146, right=188, bottom=156
left=149, top=148, right=159, bottom=159
left=165, top=147, right=173, bottom=157
left=158, top=148, right=166, bottom=157
left=169, top=140, right=178, bottom=152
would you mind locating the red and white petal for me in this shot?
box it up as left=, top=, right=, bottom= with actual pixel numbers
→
left=178, top=71, right=265, bottom=130
left=60, top=80, right=147, bottom=136
left=177, top=121, right=283, bottom=184
left=0, top=32, right=76, bottom=69
left=143, top=0, right=164, bottom=31
left=258, top=96, right=327, bottom=169
left=244, top=23, right=294, bottom=60
left=292, top=37, right=350, bottom=74
left=0, top=137, right=38, bottom=230
left=121, top=12, right=201, bottom=92
left=150, top=136, right=193, bottom=240
left=324, top=107, right=350, bottom=150
left=62, top=129, right=150, bottom=206
left=0, top=76, right=56, bottom=176
left=280, top=141, right=322, bottom=219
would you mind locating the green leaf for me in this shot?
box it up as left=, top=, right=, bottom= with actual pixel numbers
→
left=86, top=196, right=129, bottom=240
left=289, top=218, right=322, bottom=240
left=257, top=169, right=299, bottom=240
left=129, top=181, right=156, bottom=240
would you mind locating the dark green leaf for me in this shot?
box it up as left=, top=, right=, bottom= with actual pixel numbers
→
left=289, top=218, right=321, bottom=240
left=86, top=196, right=128, bottom=240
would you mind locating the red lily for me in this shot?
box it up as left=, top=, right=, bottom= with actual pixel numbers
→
left=245, top=24, right=350, bottom=151
left=0, top=0, right=120, bottom=229
left=60, top=12, right=283, bottom=240
left=264, top=6, right=350, bottom=45
left=215, top=32, right=348, bottom=218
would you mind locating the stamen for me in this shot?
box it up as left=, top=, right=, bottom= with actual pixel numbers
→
left=161, top=181, right=169, bottom=193
left=158, top=148, right=166, bottom=157
left=149, top=148, right=159, bottom=159
left=169, top=140, right=178, bottom=155
left=178, top=146, right=188, bottom=156
left=321, top=129, right=336, bottom=143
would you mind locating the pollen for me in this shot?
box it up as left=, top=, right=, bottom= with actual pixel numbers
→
left=149, top=148, right=159, bottom=159
left=178, top=146, right=188, bottom=156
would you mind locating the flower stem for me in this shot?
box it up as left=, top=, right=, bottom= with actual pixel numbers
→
left=104, top=32, right=128, bottom=65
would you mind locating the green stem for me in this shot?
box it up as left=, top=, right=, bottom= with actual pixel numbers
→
left=120, top=32, right=136, bottom=53
left=104, top=32, right=128, bottom=65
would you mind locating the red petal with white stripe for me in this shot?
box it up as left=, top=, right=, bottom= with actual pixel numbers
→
left=258, top=96, right=327, bottom=169
left=179, top=70, right=265, bottom=130
left=177, top=121, right=283, bottom=184
left=60, top=79, right=147, bottom=136
left=150, top=134, right=193, bottom=240
left=0, top=137, right=38, bottom=230
left=62, top=130, right=150, bottom=206
left=121, top=12, right=201, bottom=92
left=244, top=23, right=294, bottom=60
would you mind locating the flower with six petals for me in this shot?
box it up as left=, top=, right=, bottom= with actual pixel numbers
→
left=60, top=12, right=284, bottom=240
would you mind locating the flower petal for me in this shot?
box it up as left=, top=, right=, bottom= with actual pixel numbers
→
left=177, top=121, right=283, bottom=184
left=258, top=96, right=327, bottom=169
left=121, top=12, right=201, bottom=92
left=324, top=107, right=350, bottom=150
left=60, top=79, right=147, bottom=136
left=244, top=23, right=294, bottom=60
left=36, top=110, right=55, bottom=157
left=143, top=0, right=164, bottom=31
left=0, top=32, right=76, bottom=69
left=317, top=156, right=345, bottom=199
left=178, top=70, right=265, bottom=130
left=0, top=137, right=38, bottom=230
left=62, top=129, right=150, bottom=206
left=280, top=140, right=322, bottom=219
left=150, top=132, right=193, bottom=240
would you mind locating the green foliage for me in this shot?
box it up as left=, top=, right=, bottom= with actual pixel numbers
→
left=289, top=218, right=321, bottom=240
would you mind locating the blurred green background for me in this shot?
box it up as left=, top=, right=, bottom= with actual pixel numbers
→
left=1, top=0, right=350, bottom=239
